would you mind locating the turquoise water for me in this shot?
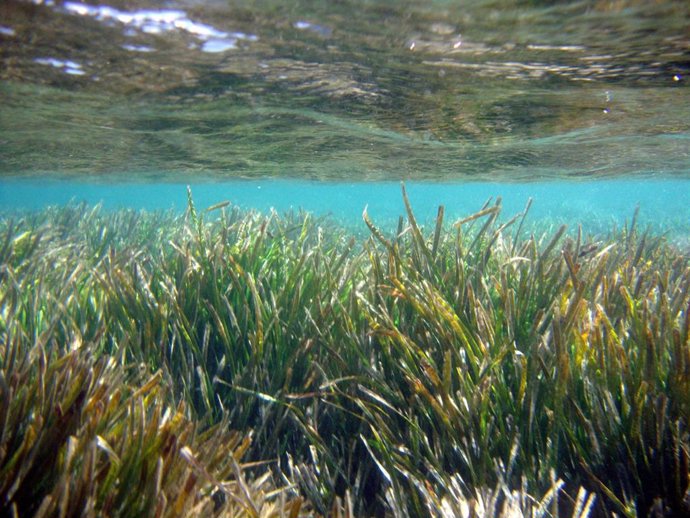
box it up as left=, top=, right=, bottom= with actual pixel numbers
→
left=1, top=179, right=689, bottom=242
left=0, top=0, right=689, bottom=232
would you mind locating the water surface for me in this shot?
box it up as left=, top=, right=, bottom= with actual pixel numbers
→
left=1, top=0, right=688, bottom=183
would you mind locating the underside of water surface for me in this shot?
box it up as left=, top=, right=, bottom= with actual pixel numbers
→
left=1, top=0, right=689, bottom=181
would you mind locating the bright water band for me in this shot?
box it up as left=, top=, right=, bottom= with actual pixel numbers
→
left=2, top=178, right=689, bottom=239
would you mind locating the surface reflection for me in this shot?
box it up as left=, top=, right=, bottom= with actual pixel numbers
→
left=62, top=1, right=258, bottom=53
left=0, top=0, right=688, bottom=181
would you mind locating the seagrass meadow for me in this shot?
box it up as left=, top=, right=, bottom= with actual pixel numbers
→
left=1, top=185, right=689, bottom=517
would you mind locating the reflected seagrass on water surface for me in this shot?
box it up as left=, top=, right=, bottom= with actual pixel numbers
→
left=1, top=0, right=689, bottom=180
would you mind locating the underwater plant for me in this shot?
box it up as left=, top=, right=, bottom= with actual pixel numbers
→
left=0, top=185, right=688, bottom=517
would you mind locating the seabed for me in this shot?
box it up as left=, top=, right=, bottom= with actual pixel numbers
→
left=1, top=185, right=689, bottom=517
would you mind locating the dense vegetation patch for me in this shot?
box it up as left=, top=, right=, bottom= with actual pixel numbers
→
left=1, top=186, right=689, bottom=517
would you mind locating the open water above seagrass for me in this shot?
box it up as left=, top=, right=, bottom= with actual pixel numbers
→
left=1, top=179, right=689, bottom=248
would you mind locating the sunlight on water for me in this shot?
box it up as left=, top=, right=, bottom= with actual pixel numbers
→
left=61, top=1, right=257, bottom=52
